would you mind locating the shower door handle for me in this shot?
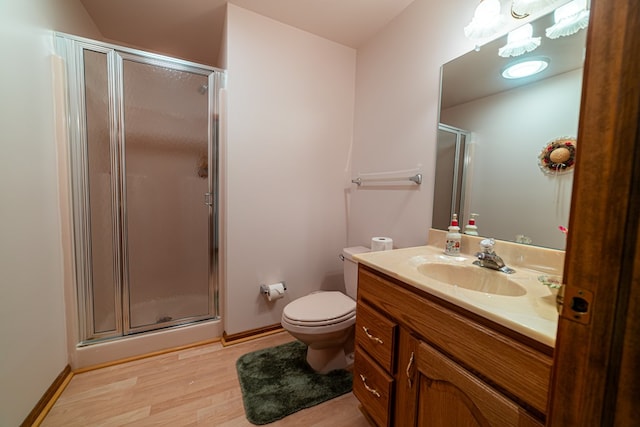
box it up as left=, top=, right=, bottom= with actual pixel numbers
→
left=204, top=192, right=213, bottom=207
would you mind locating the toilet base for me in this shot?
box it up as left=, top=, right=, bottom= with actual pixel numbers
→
left=306, top=346, right=354, bottom=374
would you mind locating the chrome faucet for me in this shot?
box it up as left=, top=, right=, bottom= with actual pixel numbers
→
left=473, top=238, right=515, bottom=274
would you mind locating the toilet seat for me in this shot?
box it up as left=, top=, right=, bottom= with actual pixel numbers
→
left=282, top=291, right=356, bottom=327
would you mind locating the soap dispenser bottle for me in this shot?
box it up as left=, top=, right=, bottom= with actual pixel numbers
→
left=445, top=213, right=462, bottom=256
left=464, top=213, right=479, bottom=236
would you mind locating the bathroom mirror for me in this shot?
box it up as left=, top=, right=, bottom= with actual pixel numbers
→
left=433, top=9, right=587, bottom=250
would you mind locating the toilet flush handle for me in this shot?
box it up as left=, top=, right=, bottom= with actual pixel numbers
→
left=339, top=254, right=345, bottom=261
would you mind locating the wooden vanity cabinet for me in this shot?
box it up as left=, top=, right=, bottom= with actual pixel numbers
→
left=353, top=265, right=552, bottom=427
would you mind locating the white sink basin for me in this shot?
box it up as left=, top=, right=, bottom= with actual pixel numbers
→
left=416, top=263, right=527, bottom=297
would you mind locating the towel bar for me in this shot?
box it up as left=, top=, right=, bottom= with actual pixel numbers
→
left=351, top=173, right=422, bottom=186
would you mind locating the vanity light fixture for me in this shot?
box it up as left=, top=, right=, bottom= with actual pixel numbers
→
left=511, top=0, right=556, bottom=19
left=464, top=0, right=506, bottom=41
left=498, top=23, right=541, bottom=57
left=545, top=0, right=590, bottom=39
left=501, top=56, right=550, bottom=79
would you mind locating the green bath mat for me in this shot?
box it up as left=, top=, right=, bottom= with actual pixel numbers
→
left=236, top=340, right=353, bottom=425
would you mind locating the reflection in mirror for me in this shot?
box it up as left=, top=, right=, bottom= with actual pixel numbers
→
left=433, top=124, right=470, bottom=232
left=433, top=9, right=587, bottom=250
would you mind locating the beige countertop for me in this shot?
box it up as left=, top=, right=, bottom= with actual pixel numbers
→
left=354, top=232, right=562, bottom=347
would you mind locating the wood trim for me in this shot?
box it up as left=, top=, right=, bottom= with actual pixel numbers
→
left=614, top=203, right=640, bottom=423
left=21, top=365, right=73, bottom=427
left=73, top=337, right=221, bottom=374
left=548, top=0, right=640, bottom=425
left=221, top=324, right=284, bottom=346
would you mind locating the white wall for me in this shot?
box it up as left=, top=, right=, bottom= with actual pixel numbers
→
left=0, top=1, right=100, bottom=425
left=224, top=5, right=356, bottom=334
left=441, top=69, right=582, bottom=249
left=349, top=0, right=474, bottom=249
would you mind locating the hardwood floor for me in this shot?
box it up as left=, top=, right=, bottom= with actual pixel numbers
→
left=41, top=332, right=371, bottom=426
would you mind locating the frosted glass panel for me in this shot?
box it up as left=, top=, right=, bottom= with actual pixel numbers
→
left=84, top=50, right=117, bottom=333
left=122, top=60, right=210, bottom=329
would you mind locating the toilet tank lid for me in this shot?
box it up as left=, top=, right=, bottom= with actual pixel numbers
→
left=342, top=246, right=370, bottom=261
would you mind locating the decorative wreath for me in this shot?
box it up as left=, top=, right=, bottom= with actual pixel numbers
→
left=538, top=137, right=577, bottom=175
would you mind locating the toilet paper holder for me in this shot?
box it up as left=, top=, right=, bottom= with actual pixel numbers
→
left=260, top=282, right=287, bottom=296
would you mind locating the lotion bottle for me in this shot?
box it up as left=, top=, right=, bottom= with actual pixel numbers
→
left=464, top=213, right=479, bottom=236
left=445, top=213, right=462, bottom=256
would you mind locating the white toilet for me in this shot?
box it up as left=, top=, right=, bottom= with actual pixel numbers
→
left=281, top=246, right=369, bottom=373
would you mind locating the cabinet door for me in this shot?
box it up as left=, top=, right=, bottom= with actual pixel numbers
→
left=416, top=342, right=542, bottom=427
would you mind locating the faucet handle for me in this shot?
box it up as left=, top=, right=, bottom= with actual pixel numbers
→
left=479, top=238, right=496, bottom=253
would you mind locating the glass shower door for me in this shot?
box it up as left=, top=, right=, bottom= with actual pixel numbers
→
left=121, top=57, right=211, bottom=332
left=432, top=124, right=470, bottom=230
left=58, top=34, right=222, bottom=344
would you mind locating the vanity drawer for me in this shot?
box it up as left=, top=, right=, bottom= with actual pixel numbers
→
left=353, top=347, right=394, bottom=427
left=355, top=301, right=396, bottom=373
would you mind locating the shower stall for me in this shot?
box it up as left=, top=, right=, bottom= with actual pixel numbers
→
left=56, top=34, right=224, bottom=344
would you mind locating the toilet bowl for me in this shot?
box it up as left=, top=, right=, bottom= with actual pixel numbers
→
left=281, top=246, right=369, bottom=373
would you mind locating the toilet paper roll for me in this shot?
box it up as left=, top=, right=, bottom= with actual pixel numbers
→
left=371, top=237, right=393, bottom=252
left=266, top=282, right=286, bottom=302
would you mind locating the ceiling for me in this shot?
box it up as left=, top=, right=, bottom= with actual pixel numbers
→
left=80, top=0, right=416, bottom=67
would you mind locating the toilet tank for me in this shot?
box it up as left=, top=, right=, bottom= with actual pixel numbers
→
left=342, top=246, right=370, bottom=299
